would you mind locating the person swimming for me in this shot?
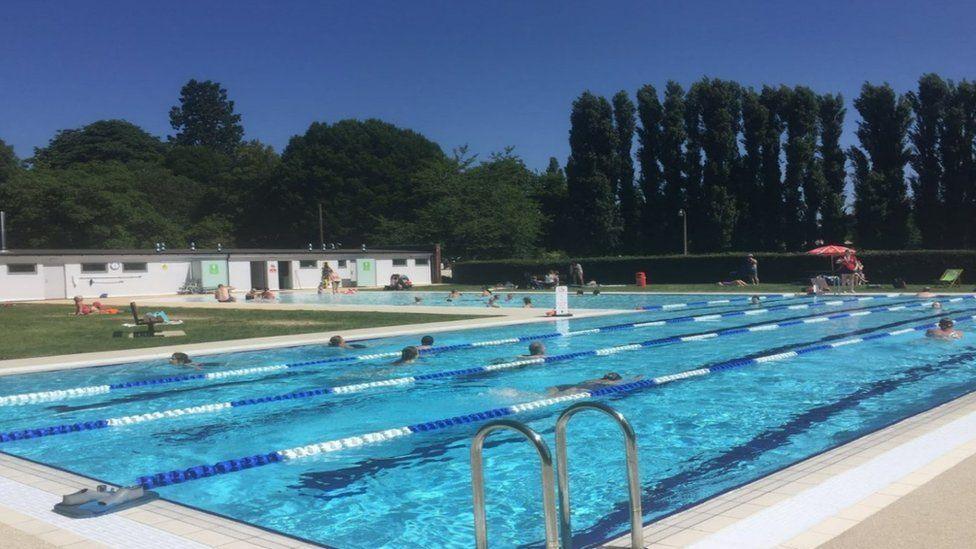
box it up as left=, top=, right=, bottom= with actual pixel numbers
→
left=576, top=289, right=584, bottom=296
left=169, top=352, right=204, bottom=371
left=393, top=346, right=419, bottom=365
left=917, top=287, right=937, bottom=298
left=522, top=341, right=546, bottom=357
left=487, top=295, right=500, bottom=308
left=523, top=297, right=533, bottom=308
left=414, top=296, right=423, bottom=304
left=926, top=318, right=962, bottom=340
left=932, top=301, right=943, bottom=310
left=546, top=372, right=635, bottom=396
left=505, top=293, right=514, bottom=301
left=751, top=295, right=761, bottom=305
left=418, top=335, right=435, bottom=350
left=329, top=335, right=367, bottom=349
left=592, top=288, right=600, bottom=296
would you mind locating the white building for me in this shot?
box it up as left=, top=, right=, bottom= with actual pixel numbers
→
left=0, top=248, right=439, bottom=302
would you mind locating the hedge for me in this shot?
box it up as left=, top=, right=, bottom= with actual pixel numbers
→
left=452, top=250, right=976, bottom=286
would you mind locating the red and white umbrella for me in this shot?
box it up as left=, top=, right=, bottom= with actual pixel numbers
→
left=807, top=245, right=855, bottom=272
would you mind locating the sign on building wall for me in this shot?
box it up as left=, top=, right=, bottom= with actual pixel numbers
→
left=554, top=285, right=571, bottom=316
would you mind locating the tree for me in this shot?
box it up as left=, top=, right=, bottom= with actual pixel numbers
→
left=613, top=91, right=641, bottom=252
left=738, top=89, right=768, bottom=249
left=271, top=119, right=446, bottom=246
left=169, top=79, right=244, bottom=154
left=907, top=74, right=949, bottom=248
left=783, top=86, right=820, bottom=249
left=0, top=138, right=19, bottom=182
left=940, top=81, right=976, bottom=248
left=31, top=120, right=164, bottom=168
left=691, top=78, right=740, bottom=251
left=758, top=86, right=787, bottom=250
left=533, top=157, right=570, bottom=252
left=819, top=93, right=847, bottom=244
left=565, top=92, right=619, bottom=254
left=851, top=83, right=913, bottom=248
left=378, top=151, right=542, bottom=259
left=635, top=85, right=664, bottom=251
left=659, top=82, right=687, bottom=254
left=683, top=84, right=704, bottom=251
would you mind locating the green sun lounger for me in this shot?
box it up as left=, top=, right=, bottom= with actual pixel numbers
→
left=937, top=269, right=963, bottom=287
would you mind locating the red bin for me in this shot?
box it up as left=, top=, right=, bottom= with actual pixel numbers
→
left=635, top=272, right=647, bottom=287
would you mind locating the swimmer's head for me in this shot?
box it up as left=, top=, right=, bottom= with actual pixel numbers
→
left=329, top=335, right=345, bottom=347
left=576, top=289, right=584, bottom=296
left=602, top=372, right=622, bottom=381
left=528, top=341, right=546, bottom=356
left=399, top=346, right=419, bottom=362
left=169, top=352, right=192, bottom=365
left=523, top=297, right=532, bottom=304
left=414, top=297, right=422, bottom=303
left=73, top=295, right=83, bottom=303
left=593, top=289, right=600, bottom=295
left=939, top=318, right=955, bottom=330
left=420, top=335, right=434, bottom=346
left=932, top=301, right=943, bottom=309
left=751, top=295, right=761, bottom=303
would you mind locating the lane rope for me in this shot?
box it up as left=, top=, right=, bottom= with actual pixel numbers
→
left=0, top=294, right=920, bottom=407
left=0, top=298, right=944, bottom=444
left=132, top=309, right=976, bottom=489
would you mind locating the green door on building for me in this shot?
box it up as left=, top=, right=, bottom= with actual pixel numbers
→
left=357, top=258, right=376, bottom=287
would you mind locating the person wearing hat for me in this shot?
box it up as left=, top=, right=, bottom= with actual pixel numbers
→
left=745, top=254, right=759, bottom=285
left=926, top=318, right=962, bottom=340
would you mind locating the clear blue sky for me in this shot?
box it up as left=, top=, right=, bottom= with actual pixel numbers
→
left=2, top=1, right=975, bottom=171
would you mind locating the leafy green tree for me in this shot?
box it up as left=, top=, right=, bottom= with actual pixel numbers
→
left=0, top=138, right=19, bottom=182
left=940, top=81, right=976, bottom=248
left=738, top=89, right=767, bottom=249
left=659, top=82, right=687, bottom=253
left=532, top=157, right=569, bottom=252
left=635, top=85, right=664, bottom=251
left=758, top=86, right=788, bottom=250
left=851, top=83, right=913, bottom=248
left=565, top=92, right=619, bottom=254
left=819, top=93, right=847, bottom=244
left=377, top=151, right=542, bottom=259
left=907, top=74, right=948, bottom=248
left=614, top=91, right=641, bottom=252
left=683, top=84, right=704, bottom=251
left=169, top=79, right=244, bottom=154
left=31, top=120, right=164, bottom=168
left=271, top=119, right=446, bottom=246
left=783, top=86, right=820, bottom=249
left=691, top=78, right=740, bottom=251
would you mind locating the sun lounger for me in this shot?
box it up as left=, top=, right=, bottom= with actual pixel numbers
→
left=937, top=269, right=963, bottom=287
left=810, top=276, right=832, bottom=294
left=120, top=302, right=184, bottom=337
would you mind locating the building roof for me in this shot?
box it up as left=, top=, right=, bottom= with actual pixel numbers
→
left=0, top=247, right=433, bottom=259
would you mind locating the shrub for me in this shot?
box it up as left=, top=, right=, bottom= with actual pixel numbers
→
left=453, top=250, right=976, bottom=286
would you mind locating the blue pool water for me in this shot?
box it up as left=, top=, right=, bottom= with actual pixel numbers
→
left=2, top=293, right=976, bottom=548
left=173, top=289, right=793, bottom=309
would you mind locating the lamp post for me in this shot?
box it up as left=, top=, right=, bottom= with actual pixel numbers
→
left=678, top=209, right=688, bottom=255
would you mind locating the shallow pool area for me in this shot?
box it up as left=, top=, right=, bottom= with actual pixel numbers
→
left=2, top=293, right=976, bottom=548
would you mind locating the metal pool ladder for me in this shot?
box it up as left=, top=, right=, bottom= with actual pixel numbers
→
left=469, top=402, right=643, bottom=548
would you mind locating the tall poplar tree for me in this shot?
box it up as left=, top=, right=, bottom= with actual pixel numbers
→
left=614, top=91, right=641, bottom=252
left=850, top=83, right=912, bottom=249
left=819, top=93, right=847, bottom=244
left=565, top=92, right=620, bottom=254
left=738, top=89, right=768, bottom=248
left=758, top=86, right=787, bottom=250
left=693, top=78, right=740, bottom=251
left=659, top=81, right=687, bottom=254
left=635, top=85, right=663, bottom=251
left=783, top=86, right=821, bottom=249
left=907, top=74, right=949, bottom=248
left=940, top=81, right=976, bottom=248
left=683, top=84, right=704, bottom=251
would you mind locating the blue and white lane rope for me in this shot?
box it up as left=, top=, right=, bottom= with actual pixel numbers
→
left=636, top=293, right=798, bottom=310
left=133, top=310, right=976, bottom=489
left=0, top=294, right=920, bottom=407
left=0, top=298, right=942, bottom=444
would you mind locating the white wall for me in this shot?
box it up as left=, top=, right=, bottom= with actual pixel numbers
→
left=228, top=261, right=252, bottom=289
left=64, top=261, right=193, bottom=299
left=291, top=260, right=325, bottom=290
left=265, top=261, right=280, bottom=291
left=0, top=263, right=45, bottom=301
left=375, top=258, right=431, bottom=287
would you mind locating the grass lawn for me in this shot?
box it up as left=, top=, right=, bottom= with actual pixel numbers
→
left=401, top=283, right=966, bottom=294
left=0, top=304, right=480, bottom=360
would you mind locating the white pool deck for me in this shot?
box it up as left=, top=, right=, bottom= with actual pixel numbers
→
left=2, top=292, right=976, bottom=547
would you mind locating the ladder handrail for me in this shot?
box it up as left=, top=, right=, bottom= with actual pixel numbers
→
left=470, top=419, right=560, bottom=549
left=555, top=401, right=643, bottom=549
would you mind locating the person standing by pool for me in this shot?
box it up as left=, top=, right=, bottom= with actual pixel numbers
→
left=571, top=262, right=584, bottom=286
left=745, top=254, right=759, bottom=285
left=214, top=284, right=236, bottom=302
left=836, top=250, right=860, bottom=293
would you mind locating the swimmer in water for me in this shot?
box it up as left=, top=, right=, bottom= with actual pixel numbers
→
left=751, top=295, right=761, bottom=305
left=917, top=287, right=937, bottom=298
left=926, top=318, right=962, bottom=340
left=505, top=293, right=514, bottom=302
left=547, top=372, right=637, bottom=397
left=593, top=288, right=600, bottom=296
left=414, top=296, right=423, bottom=304
left=521, top=341, right=546, bottom=358
left=169, top=352, right=202, bottom=370
left=417, top=335, right=435, bottom=350
left=932, top=301, right=943, bottom=310
left=487, top=295, right=500, bottom=308
left=523, top=296, right=533, bottom=308
left=392, top=346, right=419, bottom=365
left=329, top=335, right=367, bottom=349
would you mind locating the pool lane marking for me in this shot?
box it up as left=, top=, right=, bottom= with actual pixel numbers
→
left=131, top=310, right=976, bottom=489
left=0, top=299, right=940, bottom=443
left=0, top=294, right=922, bottom=407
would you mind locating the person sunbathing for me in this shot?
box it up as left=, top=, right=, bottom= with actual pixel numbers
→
left=717, top=279, right=748, bottom=287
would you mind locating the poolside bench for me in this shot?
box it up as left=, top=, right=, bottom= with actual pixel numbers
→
left=116, top=302, right=185, bottom=338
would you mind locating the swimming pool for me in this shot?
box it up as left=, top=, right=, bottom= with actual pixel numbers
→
left=2, top=294, right=975, bottom=547
left=172, top=289, right=802, bottom=309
